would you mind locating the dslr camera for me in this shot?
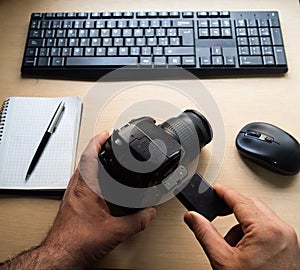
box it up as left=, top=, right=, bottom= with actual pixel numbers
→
left=98, top=110, right=225, bottom=221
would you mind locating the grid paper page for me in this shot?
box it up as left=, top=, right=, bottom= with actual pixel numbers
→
left=0, top=96, right=82, bottom=190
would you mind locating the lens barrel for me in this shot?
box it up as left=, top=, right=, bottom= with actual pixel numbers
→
left=160, top=110, right=212, bottom=155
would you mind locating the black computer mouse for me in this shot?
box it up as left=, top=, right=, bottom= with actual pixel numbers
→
left=236, top=122, right=300, bottom=175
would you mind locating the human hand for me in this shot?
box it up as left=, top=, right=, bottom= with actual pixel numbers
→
left=184, top=184, right=300, bottom=270
left=41, top=131, right=156, bottom=269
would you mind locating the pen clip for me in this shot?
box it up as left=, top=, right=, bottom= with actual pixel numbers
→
left=47, top=101, right=65, bottom=134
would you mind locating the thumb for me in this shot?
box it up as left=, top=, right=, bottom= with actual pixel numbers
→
left=184, top=211, right=233, bottom=264
left=115, top=208, right=157, bottom=241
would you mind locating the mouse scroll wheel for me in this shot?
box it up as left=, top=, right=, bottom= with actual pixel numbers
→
left=245, top=130, right=261, bottom=138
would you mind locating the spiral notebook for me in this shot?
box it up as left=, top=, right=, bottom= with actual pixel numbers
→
left=0, top=96, right=82, bottom=190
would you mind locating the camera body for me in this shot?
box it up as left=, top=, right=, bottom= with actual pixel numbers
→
left=99, top=116, right=182, bottom=189
left=98, top=110, right=226, bottom=220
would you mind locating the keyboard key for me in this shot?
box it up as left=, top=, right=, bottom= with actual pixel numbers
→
left=154, top=56, right=166, bottom=65
left=107, top=47, right=117, bottom=56
left=260, top=37, right=272, bottom=46
left=66, top=57, right=139, bottom=66
left=250, top=46, right=261, bottom=56
left=28, top=39, right=45, bottom=47
left=238, top=47, right=249, bottom=56
left=235, top=19, right=246, bottom=27
left=182, top=56, right=195, bottom=66
left=52, top=57, right=64, bottom=66
left=262, top=46, right=273, bottom=55
left=29, top=30, right=44, bottom=38
left=247, top=19, right=257, bottom=27
left=239, top=56, right=263, bottom=66
left=197, top=11, right=208, bottom=18
left=237, top=37, right=248, bottom=46
left=178, top=29, right=194, bottom=46
left=198, top=28, right=209, bottom=38
left=85, top=48, right=95, bottom=56
left=91, top=38, right=101, bottom=47
left=249, top=37, right=260, bottom=46
left=211, top=47, right=222, bottom=56
left=270, top=28, right=283, bottom=45
left=236, top=28, right=247, bottom=36
left=169, top=11, right=180, bottom=18
left=153, top=47, right=163, bottom=55
left=269, top=18, right=280, bottom=27
left=200, top=56, right=211, bottom=66
left=165, top=47, right=194, bottom=55
left=96, top=48, right=106, bottom=56
left=119, top=47, right=129, bottom=56
left=130, top=47, right=140, bottom=55
left=141, top=47, right=151, bottom=56
left=172, top=20, right=193, bottom=28
left=39, top=48, right=49, bottom=56
left=224, top=56, right=235, bottom=66
left=73, top=48, right=83, bottom=56
left=259, top=28, right=270, bottom=37
left=168, top=56, right=181, bottom=65
left=273, top=46, right=287, bottom=65
left=263, top=56, right=275, bottom=65
left=198, top=19, right=209, bottom=28
left=26, top=48, right=38, bottom=57
left=62, top=48, right=72, bottom=56
left=140, top=57, right=152, bottom=65
left=221, top=28, right=232, bottom=38
left=258, top=19, right=268, bottom=27
left=23, top=57, right=36, bottom=66
left=212, top=56, right=223, bottom=66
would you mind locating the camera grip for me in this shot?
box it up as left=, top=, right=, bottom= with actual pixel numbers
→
left=176, top=173, right=227, bottom=221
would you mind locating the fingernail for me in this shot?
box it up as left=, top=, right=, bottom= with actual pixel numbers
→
left=147, top=207, right=157, bottom=220
left=184, top=211, right=196, bottom=228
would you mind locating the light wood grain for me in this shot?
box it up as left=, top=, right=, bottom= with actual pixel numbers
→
left=0, top=0, right=299, bottom=269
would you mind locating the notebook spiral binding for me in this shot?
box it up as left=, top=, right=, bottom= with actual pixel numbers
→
left=0, top=98, right=10, bottom=144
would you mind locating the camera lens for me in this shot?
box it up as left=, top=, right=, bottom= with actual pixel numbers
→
left=160, top=109, right=213, bottom=158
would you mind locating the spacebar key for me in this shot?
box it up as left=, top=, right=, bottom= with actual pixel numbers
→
left=66, top=57, right=138, bottom=66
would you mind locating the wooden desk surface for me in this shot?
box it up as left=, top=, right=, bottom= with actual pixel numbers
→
left=0, top=0, right=299, bottom=269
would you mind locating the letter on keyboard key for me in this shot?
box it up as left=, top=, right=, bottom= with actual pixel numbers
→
left=66, top=57, right=139, bottom=66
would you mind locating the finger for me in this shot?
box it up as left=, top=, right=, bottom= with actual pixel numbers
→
left=213, top=184, right=263, bottom=225
left=114, top=208, right=157, bottom=241
left=67, top=132, right=109, bottom=196
left=184, top=211, right=233, bottom=260
left=83, top=131, right=109, bottom=157
left=251, top=196, right=281, bottom=220
left=224, top=224, right=244, bottom=247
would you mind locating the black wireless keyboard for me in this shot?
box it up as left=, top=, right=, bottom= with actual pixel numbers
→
left=21, top=11, right=288, bottom=79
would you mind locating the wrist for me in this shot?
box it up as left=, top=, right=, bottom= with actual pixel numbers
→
left=37, top=243, right=85, bottom=270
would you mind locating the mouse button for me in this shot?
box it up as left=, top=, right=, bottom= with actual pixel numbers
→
left=259, top=134, right=274, bottom=143
left=264, top=136, right=274, bottom=143
left=236, top=135, right=262, bottom=154
left=278, top=131, right=299, bottom=146
left=245, top=130, right=261, bottom=138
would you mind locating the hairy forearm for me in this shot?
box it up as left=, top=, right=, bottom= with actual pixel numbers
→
left=0, top=245, right=82, bottom=270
